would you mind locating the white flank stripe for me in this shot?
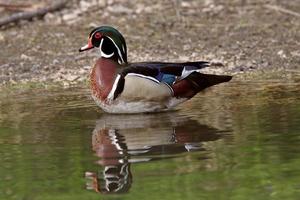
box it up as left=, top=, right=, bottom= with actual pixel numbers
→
left=107, top=74, right=121, bottom=102
left=127, top=73, right=160, bottom=83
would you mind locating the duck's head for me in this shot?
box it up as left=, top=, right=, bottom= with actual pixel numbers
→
left=79, top=26, right=127, bottom=64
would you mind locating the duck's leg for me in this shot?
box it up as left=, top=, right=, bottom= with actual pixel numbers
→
left=172, top=72, right=232, bottom=98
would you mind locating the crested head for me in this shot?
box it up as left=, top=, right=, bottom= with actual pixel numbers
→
left=79, top=26, right=127, bottom=64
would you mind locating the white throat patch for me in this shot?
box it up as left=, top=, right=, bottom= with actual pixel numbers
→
left=99, top=38, right=115, bottom=58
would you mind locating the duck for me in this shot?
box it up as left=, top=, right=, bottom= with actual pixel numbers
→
left=79, top=26, right=232, bottom=113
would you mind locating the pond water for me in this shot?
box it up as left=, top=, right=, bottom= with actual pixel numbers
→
left=0, top=81, right=300, bottom=200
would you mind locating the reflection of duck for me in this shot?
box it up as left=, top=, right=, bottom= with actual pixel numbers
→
left=86, top=128, right=132, bottom=194
left=85, top=113, right=223, bottom=194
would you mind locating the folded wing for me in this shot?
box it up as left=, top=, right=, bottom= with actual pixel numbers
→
left=108, top=61, right=231, bottom=100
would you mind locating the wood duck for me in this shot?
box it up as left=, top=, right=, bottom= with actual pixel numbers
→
left=79, top=26, right=232, bottom=113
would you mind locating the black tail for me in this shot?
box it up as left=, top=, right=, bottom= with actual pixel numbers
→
left=186, top=72, right=232, bottom=92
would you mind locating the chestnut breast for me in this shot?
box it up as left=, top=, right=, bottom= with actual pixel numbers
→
left=90, top=58, right=118, bottom=101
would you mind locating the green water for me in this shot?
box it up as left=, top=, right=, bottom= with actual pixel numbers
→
left=0, top=81, right=300, bottom=200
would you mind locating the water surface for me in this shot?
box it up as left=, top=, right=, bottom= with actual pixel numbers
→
left=0, top=81, right=300, bottom=200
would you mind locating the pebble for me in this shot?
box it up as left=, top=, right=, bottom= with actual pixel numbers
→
left=65, top=74, right=79, bottom=82
left=178, top=55, right=190, bottom=61
left=181, top=1, right=192, bottom=8
left=202, top=4, right=224, bottom=14
left=291, top=51, right=300, bottom=57
left=277, top=50, right=287, bottom=58
left=88, top=22, right=99, bottom=29
left=52, top=59, right=60, bottom=65
left=107, top=5, right=132, bottom=14
left=183, top=44, right=191, bottom=51
left=83, top=65, right=91, bottom=70
left=20, top=54, right=33, bottom=61
left=97, top=0, right=107, bottom=8
left=0, top=33, right=4, bottom=41
left=80, top=0, right=92, bottom=12
left=135, top=4, right=145, bottom=14
left=62, top=11, right=80, bottom=22
left=44, top=13, right=62, bottom=24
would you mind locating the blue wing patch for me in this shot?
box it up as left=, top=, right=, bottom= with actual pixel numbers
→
left=154, top=72, right=176, bottom=85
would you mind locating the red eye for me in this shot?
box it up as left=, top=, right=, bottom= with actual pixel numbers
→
left=94, top=32, right=101, bottom=39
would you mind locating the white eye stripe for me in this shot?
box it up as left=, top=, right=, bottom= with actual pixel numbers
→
left=90, top=31, right=98, bottom=39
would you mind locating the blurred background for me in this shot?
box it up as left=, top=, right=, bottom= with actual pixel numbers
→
left=0, top=0, right=299, bottom=85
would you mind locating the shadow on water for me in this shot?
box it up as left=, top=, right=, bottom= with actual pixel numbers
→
left=85, top=113, right=226, bottom=194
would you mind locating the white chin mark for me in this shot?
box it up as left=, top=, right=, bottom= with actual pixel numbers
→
left=99, top=38, right=114, bottom=58
left=100, top=50, right=114, bottom=58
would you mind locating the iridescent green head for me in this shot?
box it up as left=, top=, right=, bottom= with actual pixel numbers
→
left=79, top=26, right=127, bottom=64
